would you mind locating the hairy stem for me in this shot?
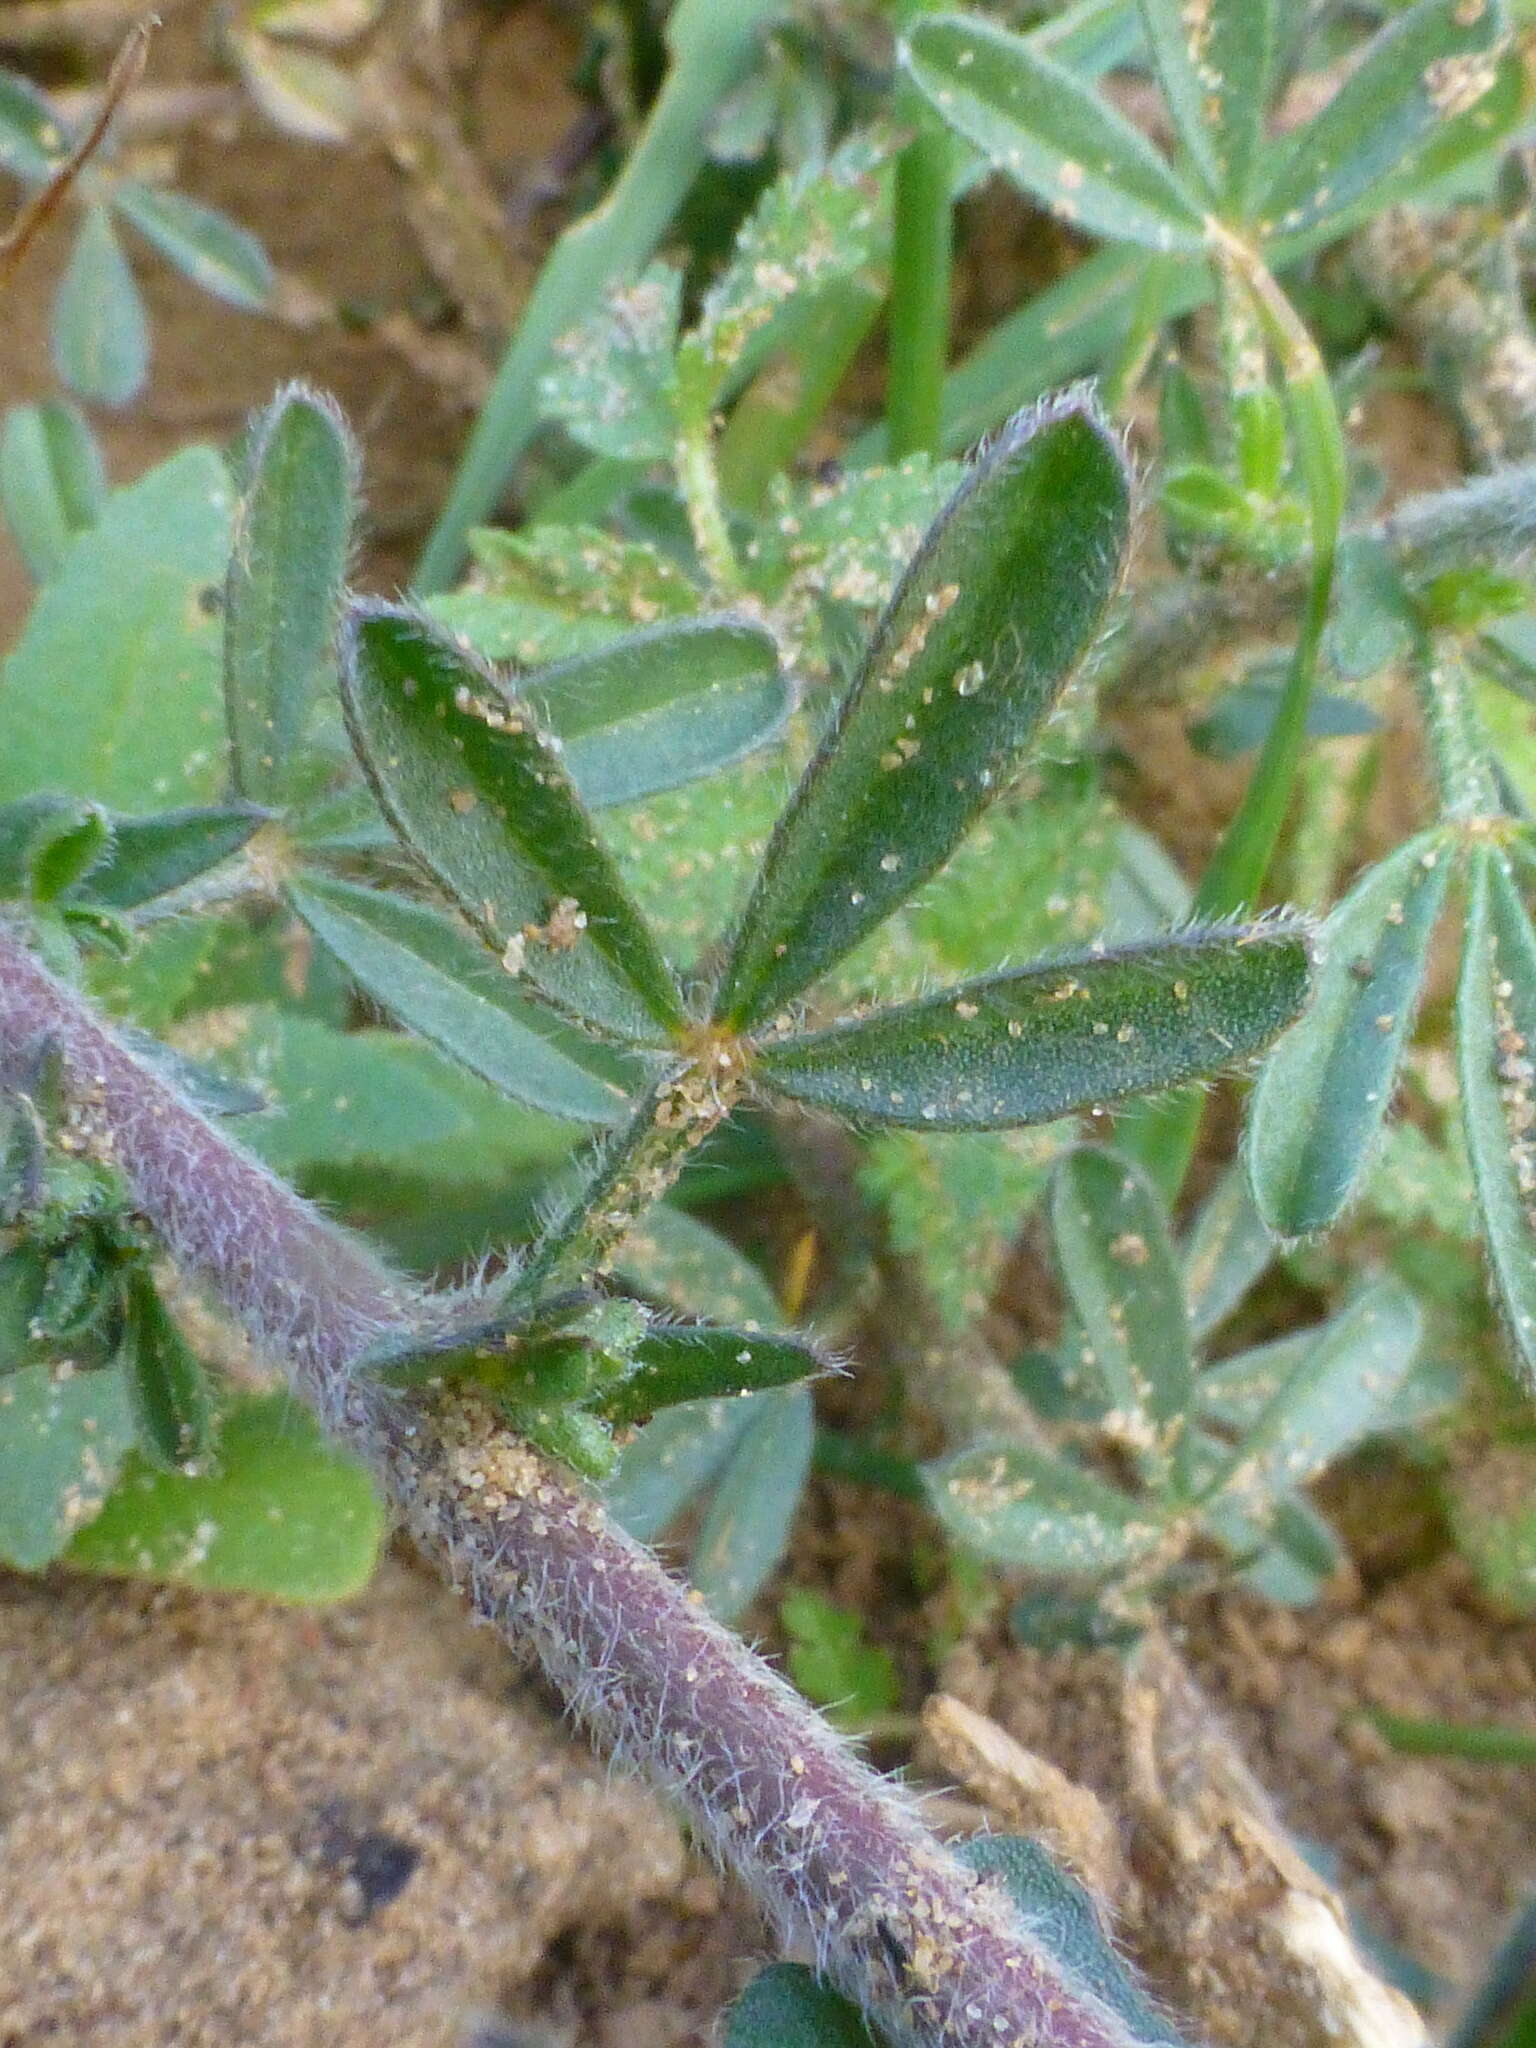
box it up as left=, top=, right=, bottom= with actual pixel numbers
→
left=0, top=918, right=1147, bottom=2048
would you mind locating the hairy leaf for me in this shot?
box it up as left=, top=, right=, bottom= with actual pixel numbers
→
left=0, top=400, right=106, bottom=582
left=604, top=1395, right=756, bottom=1543
left=540, top=262, right=682, bottom=461
left=925, top=1440, right=1161, bottom=1573
left=82, top=803, right=268, bottom=909
left=288, top=876, right=632, bottom=1125
left=724, top=1964, right=878, bottom=2048
left=0, top=794, right=110, bottom=902
left=713, top=395, right=1131, bottom=1025
left=526, top=616, right=790, bottom=807
left=118, top=1266, right=213, bottom=1470
left=902, top=14, right=1208, bottom=253
left=68, top=1392, right=384, bottom=1601
left=1050, top=1144, right=1192, bottom=1486
left=225, top=384, right=358, bottom=803
left=1137, top=0, right=1278, bottom=215
left=1249, top=830, right=1453, bottom=1236
left=755, top=923, right=1311, bottom=1129
left=338, top=602, right=685, bottom=1040
left=618, top=1203, right=783, bottom=1326
left=601, top=1321, right=821, bottom=1424
left=1457, top=846, right=1536, bottom=1388
left=0, top=445, right=234, bottom=809
left=1257, top=0, right=1514, bottom=259
left=1181, top=1163, right=1274, bottom=1341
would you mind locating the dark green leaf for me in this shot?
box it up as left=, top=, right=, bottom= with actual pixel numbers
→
left=0, top=445, right=235, bottom=810
left=1050, top=1144, right=1192, bottom=1486
left=0, top=1358, right=135, bottom=1568
left=1137, top=0, right=1278, bottom=215
left=51, top=206, right=149, bottom=408
left=1209, top=1277, right=1422, bottom=1504
left=1249, top=830, right=1453, bottom=1236
left=690, top=1383, right=814, bottom=1620
left=528, top=616, right=790, bottom=808
left=601, top=1321, right=821, bottom=1424
left=0, top=1243, right=48, bottom=1365
left=956, top=1835, right=1189, bottom=2044
left=225, top=383, right=358, bottom=803
left=81, top=803, right=268, bottom=909
left=0, top=794, right=110, bottom=902
left=287, top=875, right=633, bottom=1125
left=0, top=400, right=106, bottom=581
left=338, top=602, right=685, bottom=1041
left=1257, top=0, right=1515, bottom=259
left=780, top=1588, right=899, bottom=1729
left=924, top=1439, right=1161, bottom=1573
left=902, top=14, right=1209, bottom=252
left=118, top=1266, right=213, bottom=1470
left=67, top=1391, right=384, bottom=1601
left=1457, top=846, right=1536, bottom=1388
left=724, top=1964, right=878, bottom=2048
left=754, top=923, right=1311, bottom=1129
left=112, top=180, right=273, bottom=310
left=0, top=68, right=68, bottom=181
left=713, top=395, right=1131, bottom=1025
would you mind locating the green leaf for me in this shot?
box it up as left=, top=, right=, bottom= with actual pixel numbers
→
left=601, top=1321, right=821, bottom=1425
left=81, top=803, right=268, bottom=909
left=112, top=180, right=273, bottom=310
left=956, top=1836, right=1188, bottom=2045
left=603, top=1395, right=756, bottom=1542
left=526, top=616, right=790, bottom=808
left=1257, top=0, right=1514, bottom=259
left=540, top=261, right=682, bottom=461
left=1181, top=1162, right=1273, bottom=1340
left=117, top=1266, right=213, bottom=1470
left=902, top=14, right=1209, bottom=253
left=754, top=922, right=1311, bottom=1129
left=432, top=523, right=697, bottom=667
left=1209, top=1277, right=1422, bottom=1506
left=1136, top=0, right=1278, bottom=215
left=0, top=68, right=68, bottom=181
left=0, top=400, right=106, bottom=581
left=725, top=1964, right=879, bottom=2048
left=1457, top=846, right=1536, bottom=1389
left=0, top=1358, right=136, bottom=1568
left=67, top=1391, right=385, bottom=1602
left=225, top=384, right=358, bottom=803
left=924, top=1439, right=1161, bottom=1573
left=337, top=601, right=686, bottom=1041
left=713, top=395, right=1131, bottom=1025
left=690, top=1383, right=814, bottom=1620
left=286, top=876, right=633, bottom=1126
left=0, top=445, right=235, bottom=810
left=51, top=205, right=149, bottom=407
left=617, top=1202, right=782, bottom=1326
left=1249, top=830, right=1454, bottom=1237
left=1447, top=1443, right=1536, bottom=1615
left=0, top=794, right=111, bottom=902
left=1050, top=1144, right=1192, bottom=1486
left=781, top=1587, right=900, bottom=1729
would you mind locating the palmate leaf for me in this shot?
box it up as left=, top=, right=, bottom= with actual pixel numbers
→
left=1137, top=0, right=1279, bottom=216
left=753, top=923, right=1311, bottom=1130
left=337, top=601, right=685, bottom=1042
left=225, top=384, right=358, bottom=804
left=900, top=15, right=1208, bottom=254
left=287, top=876, right=635, bottom=1125
left=712, top=394, right=1131, bottom=1027
left=1457, top=845, right=1536, bottom=1389
left=1256, top=0, right=1515, bottom=260
left=1249, top=829, right=1454, bottom=1237
left=1050, top=1144, right=1192, bottom=1486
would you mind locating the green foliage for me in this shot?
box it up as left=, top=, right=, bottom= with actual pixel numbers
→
left=781, top=1587, right=900, bottom=1730
left=0, top=400, right=106, bottom=581
left=928, top=1145, right=1425, bottom=1611
left=0, top=67, right=271, bottom=408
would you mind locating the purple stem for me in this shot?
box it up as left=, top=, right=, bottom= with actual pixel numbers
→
left=0, top=919, right=1143, bottom=2048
